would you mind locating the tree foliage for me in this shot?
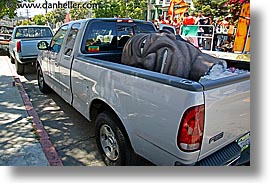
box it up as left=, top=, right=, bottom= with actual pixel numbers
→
left=0, top=0, right=35, bottom=19
left=90, top=0, right=147, bottom=19
left=45, top=8, right=67, bottom=25
left=192, top=0, right=250, bottom=23
left=227, top=0, right=250, bottom=23
left=69, top=2, right=90, bottom=20
left=90, top=0, right=120, bottom=18
left=33, top=14, right=47, bottom=25
left=16, top=19, right=32, bottom=26
left=0, top=0, right=20, bottom=19
left=192, top=0, right=229, bottom=19
left=126, top=0, right=147, bottom=19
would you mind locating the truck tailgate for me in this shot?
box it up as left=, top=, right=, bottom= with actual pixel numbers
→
left=199, top=78, right=250, bottom=161
left=21, top=38, right=51, bottom=57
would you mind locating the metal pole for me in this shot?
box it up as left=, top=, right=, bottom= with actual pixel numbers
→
left=210, top=25, right=214, bottom=51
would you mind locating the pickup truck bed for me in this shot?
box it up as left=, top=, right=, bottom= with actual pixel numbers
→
left=74, top=54, right=250, bottom=165
left=36, top=18, right=250, bottom=166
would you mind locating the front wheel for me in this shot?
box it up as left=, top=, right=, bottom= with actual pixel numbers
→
left=95, top=111, right=138, bottom=166
left=37, top=66, right=50, bottom=93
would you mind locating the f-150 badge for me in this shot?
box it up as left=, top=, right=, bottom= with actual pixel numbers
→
left=209, top=132, right=224, bottom=144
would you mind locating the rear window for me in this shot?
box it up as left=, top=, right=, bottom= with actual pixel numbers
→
left=82, top=20, right=156, bottom=53
left=15, top=27, right=53, bottom=39
left=131, top=22, right=156, bottom=33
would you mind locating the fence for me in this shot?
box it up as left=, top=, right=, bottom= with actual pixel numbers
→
left=179, top=25, right=215, bottom=51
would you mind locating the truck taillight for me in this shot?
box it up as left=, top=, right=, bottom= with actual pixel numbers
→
left=177, top=105, right=205, bottom=152
left=16, top=41, right=21, bottom=53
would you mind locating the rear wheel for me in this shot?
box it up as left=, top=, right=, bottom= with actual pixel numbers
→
left=37, top=66, right=50, bottom=93
left=15, top=58, right=24, bottom=75
left=10, top=53, right=15, bottom=64
left=95, top=111, right=138, bottom=166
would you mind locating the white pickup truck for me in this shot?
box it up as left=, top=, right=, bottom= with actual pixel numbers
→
left=36, top=18, right=250, bottom=166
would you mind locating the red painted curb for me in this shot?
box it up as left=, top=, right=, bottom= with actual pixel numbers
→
left=13, top=76, right=63, bottom=166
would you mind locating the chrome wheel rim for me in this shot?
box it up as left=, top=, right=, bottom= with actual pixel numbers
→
left=100, top=124, right=119, bottom=161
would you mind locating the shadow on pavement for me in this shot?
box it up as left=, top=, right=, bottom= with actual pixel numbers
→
left=0, top=48, right=9, bottom=56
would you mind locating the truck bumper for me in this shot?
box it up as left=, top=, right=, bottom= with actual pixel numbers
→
left=174, top=142, right=250, bottom=166
left=17, top=57, right=37, bottom=64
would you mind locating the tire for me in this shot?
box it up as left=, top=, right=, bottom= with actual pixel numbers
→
left=37, top=66, right=50, bottom=93
left=10, top=53, right=15, bottom=64
left=95, top=111, right=138, bottom=166
left=15, top=58, right=24, bottom=75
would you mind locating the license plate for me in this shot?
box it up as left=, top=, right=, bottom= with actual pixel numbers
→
left=237, top=132, right=250, bottom=152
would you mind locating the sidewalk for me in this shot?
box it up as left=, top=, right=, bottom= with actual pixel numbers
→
left=0, top=56, right=49, bottom=166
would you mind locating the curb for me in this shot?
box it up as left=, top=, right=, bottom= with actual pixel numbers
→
left=13, top=76, right=63, bottom=166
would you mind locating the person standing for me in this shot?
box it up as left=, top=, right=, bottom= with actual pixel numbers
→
left=173, top=17, right=180, bottom=34
left=183, top=12, right=195, bottom=25
left=195, top=10, right=205, bottom=48
left=203, top=13, right=213, bottom=34
left=216, top=16, right=230, bottom=50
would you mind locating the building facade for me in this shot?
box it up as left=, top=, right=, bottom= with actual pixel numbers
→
left=147, top=0, right=193, bottom=21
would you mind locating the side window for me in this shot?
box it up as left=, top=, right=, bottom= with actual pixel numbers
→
left=83, top=21, right=117, bottom=53
left=64, top=23, right=80, bottom=56
left=50, top=25, right=68, bottom=53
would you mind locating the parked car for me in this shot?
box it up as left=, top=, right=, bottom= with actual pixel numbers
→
left=0, top=33, right=11, bottom=52
left=36, top=18, right=250, bottom=166
left=9, top=25, right=53, bottom=75
left=0, top=25, right=13, bottom=53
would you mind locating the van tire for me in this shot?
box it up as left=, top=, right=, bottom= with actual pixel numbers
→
left=95, top=111, right=138, bottom=166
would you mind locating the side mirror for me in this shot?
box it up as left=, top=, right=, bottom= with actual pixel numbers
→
left=37, top=41, right=49, bottom=50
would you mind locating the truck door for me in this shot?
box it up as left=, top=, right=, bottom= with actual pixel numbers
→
left=48, top=25, right=68, bottom=95
left=59, top=23, right=81, bottom=104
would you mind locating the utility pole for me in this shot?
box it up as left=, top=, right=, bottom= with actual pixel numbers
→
left=25, top=9, right=30, bottom=25
left=25, top=9, right=30, bottom=18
